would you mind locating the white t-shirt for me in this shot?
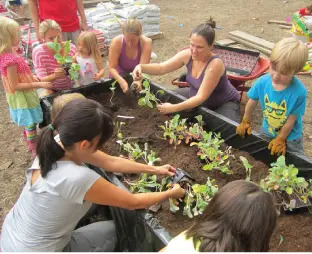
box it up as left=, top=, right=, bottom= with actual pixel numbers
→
left=0, top=158, right=101, bottom=252
left=76, top=55, right=99, bottom=86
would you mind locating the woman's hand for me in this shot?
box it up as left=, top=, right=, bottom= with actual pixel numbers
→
left=167, top=184, right=185, bottom=199
left=157, top=102, right=177, bottom=114
left=120, top=80, right=129, bottom=93
left=154, top=164, right=176, bottom=176
left=132, top=64, right=142, bottom=81
left=53, top=68, right=66, bottom=79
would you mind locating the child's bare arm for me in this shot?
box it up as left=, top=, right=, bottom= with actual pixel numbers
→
left=7, top=65, right=51, bottom=91
left=278, top=115, right=297, bottom=140
left=243, top=99, right=258, bottom=121
left=94, top=61, right=105, bottom=80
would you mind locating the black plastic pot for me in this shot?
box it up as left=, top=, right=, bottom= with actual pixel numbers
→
left=40, top=77, right=312, bottom=251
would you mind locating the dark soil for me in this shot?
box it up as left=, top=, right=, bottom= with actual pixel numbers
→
left=91, top=90, right=312, bottom=251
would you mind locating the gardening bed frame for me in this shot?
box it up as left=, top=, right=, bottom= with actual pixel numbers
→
left=40, top=78, right=312, bottom=251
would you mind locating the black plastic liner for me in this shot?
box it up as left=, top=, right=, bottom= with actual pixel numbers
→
left=40, top=78, right=312, bottom=251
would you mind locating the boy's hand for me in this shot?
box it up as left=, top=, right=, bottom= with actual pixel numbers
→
left=236, top=117, right=252, bottom=138
left=268, top=136, right=286, bottom=156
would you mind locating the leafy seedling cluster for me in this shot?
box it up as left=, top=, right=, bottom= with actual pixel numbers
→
left=47, top=37, right=80, bottom=80
left=169, top=178, right=218, bottom=218
left=160, top=114, right=233, bottom=175
left=260, top=155, right=312, bottom=210
left=138, top=79, right=164, bottom=108
left=159, top=114, right=188, bottom=149
left=115, top=121, right=161, bottom=166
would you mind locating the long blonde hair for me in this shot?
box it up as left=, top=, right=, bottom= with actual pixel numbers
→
left=0, top=17, right=20, bottom=54
left=39, top=19, right=62, bottom=38
left=77, top=31, right=102, bottom=64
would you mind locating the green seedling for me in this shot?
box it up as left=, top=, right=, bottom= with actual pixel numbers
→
left=159, top=114, right=188, bottom=149
left=138, top=79, right=164, bottom=108
left=169, top=198, right=180, bottom=213
left=186, top=115, right=205, bottom=143
left=68, top=63, right=80, bottom=80
left=47, top=37, right=80, bottom=80
left=125, top=173, right=161, bottom=193
left=168, top=178, right=218, bottom=218
left=183, top=184, right=194, bottom=218
left=240, top=156, right=253, bottom=181
left=191, top=178, right=218, bottom=217
left=109, top=80, right=118, bottom=105
left=115, top=121, right=126, bottom=150
left=123, top=142, right=144, bottom=161
left=278, top=235, right=284, bottom=247
left=146, top=150, right=162, bottom=166
left=191, top=131, right=232, bottom=174
left=260, top=155, right=312, bottom=210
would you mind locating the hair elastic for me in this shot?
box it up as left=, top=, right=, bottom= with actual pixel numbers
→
left=49, top=124, right=55, bottom=131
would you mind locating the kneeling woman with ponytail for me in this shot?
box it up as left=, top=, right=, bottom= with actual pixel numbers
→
left=1, top=99, right=184, bottom=252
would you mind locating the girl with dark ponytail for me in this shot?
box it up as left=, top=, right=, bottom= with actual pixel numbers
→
left=1, top=98, right=184, bottom=252
left=133, top=17, right=240, bottom=122
left=162, top=180, right=277, bottom=252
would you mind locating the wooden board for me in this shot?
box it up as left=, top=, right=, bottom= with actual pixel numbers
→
left=229, top=30, right=275, bottom=50
left=215, top=39, right=237, bottom=46
left=228, top=35, right=272, bottom=55
left=279, top=25, right=291, bottom=30
left=267, top=20, right=292, bottom=26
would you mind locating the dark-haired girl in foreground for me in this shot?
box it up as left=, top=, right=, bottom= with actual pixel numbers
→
left=1, top=99, right=184, bottom=252
left=133, top=18, right=240, bottom=122
left=161, top=180, right=277, bottom=252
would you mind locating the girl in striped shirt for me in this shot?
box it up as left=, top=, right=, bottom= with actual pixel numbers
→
left=32, top=19, right=77, bottom=97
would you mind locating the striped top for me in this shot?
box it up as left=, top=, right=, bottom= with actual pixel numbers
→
left=32, top=43, right=77, bottom=91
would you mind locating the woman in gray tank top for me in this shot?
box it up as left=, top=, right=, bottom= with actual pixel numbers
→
left=132, top=18, right=240, bottom=122
left=1, top=99, right=184, bottom=252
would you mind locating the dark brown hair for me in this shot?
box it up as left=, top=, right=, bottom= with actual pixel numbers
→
left=37, top=99, right=113, bottom=177
left=191, top=17, right=216, bottom=45
left=186, top=180, right=277, bottom=252
left=307, top=4, right=312, bottom=12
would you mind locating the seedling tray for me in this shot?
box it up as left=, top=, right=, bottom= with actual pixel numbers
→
left=212, top=44, right=260, bottom=76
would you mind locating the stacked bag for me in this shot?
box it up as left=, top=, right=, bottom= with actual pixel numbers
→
left=84, top=0, right=161, bottom=45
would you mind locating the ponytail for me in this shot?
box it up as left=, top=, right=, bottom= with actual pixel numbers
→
left=36, top=125, right=65, bottom=178
left=190, top=17, right=216, bottom=46
left=36, top=99, right=114, bottom=178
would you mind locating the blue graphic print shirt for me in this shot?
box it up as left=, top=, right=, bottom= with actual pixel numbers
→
left=248, top=74, right=307, bottom=141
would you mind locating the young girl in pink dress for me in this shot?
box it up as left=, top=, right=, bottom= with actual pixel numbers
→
left=0, top=17, right=51, bottom=156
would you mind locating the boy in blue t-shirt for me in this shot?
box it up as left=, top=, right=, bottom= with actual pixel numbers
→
left=236, top=38, right=308, bottom=156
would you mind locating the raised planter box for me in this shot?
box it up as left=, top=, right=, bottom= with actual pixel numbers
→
left=40, top=78, right=312, bottom=251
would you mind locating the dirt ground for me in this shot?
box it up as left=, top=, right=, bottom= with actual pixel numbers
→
left=0, top=0, right=312, bottom=250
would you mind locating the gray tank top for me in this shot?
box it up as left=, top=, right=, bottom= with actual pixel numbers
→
left=186, top=56, right=239, bottom=109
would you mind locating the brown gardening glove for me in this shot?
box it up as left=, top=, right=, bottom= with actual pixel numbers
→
left=236, top=117, right=252, bottom=138
left=268, top=136, right=286, bottom=156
